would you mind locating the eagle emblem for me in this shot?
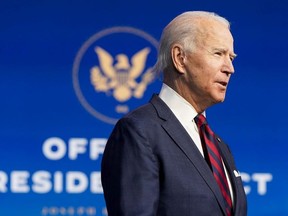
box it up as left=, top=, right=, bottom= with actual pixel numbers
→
left=90, top=46, right=155, bottom=102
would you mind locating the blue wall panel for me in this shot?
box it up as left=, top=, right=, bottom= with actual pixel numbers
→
left=1, top=1, right=288, bottom=215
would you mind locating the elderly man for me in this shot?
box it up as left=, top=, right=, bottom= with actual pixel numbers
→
left=101, top=11, right=247, bottom=216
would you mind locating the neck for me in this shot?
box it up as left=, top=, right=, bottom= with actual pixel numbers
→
left=163, top=80, right=208, bottom=114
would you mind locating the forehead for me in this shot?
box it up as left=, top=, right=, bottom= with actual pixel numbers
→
left=195, top=19, right=234, bottom=50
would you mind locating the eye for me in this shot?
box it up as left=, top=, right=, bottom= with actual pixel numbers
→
left=214, top=51, right=223, bottom=56
left=230, top=55, right=236, bottom=62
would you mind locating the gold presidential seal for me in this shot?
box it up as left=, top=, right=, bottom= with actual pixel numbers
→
left=72, top=27, right=159, bottom=124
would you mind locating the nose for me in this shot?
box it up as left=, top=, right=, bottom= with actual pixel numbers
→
left=222, top=57, right=235, bottom=76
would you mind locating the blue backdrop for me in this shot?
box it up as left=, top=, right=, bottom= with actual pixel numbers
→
left=1, top=1, right=288, bottom=215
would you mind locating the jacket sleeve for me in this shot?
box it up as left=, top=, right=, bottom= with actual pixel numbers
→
left=101, top=117, right=159, bottom=216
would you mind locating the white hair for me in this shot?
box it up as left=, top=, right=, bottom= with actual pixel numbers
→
left=153, top=11, right=230, bottom=74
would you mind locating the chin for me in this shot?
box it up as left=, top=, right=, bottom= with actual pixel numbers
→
left=220, top=95, right=226, bottom=102
left=212, top=94, right=226, bottom=104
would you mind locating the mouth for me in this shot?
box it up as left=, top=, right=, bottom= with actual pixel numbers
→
left=216, top=81, right=228, bottom=88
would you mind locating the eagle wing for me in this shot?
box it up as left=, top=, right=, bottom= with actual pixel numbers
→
left=94, top=46, right=116, bottom=78
left=129, top=47, right=150, bottom=79
left=90, top=66, right=109, bottom=91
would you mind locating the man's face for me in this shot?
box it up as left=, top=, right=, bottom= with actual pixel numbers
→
left=182, top=20, right=236, bottom=109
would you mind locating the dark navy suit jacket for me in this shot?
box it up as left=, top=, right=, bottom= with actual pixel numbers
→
left=101, top=95, right=247, bottom=216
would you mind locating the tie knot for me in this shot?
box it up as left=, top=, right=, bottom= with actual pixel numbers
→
left=194, top=114, right=207, bottom=128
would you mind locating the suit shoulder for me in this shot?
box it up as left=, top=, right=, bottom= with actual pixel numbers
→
left=123, top=102, right=158, bottom=123
left=112, top=102, right=164, bottom=139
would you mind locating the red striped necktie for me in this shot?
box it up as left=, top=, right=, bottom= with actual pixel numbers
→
left=195, top=114, right=233, bottom=216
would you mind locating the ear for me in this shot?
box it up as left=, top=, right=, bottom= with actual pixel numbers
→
left=171, top=44, right=186, bottom=74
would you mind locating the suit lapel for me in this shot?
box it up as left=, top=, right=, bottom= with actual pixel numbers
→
left=150, top=95, right=228, bottom=215
left=216, top=135, right=243, bottom=215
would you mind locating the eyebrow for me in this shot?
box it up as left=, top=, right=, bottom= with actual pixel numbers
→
left=213, top=48, right=237, bottom=59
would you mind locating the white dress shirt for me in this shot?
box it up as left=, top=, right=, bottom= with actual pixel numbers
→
left=159, top=83, right=234, bottom=203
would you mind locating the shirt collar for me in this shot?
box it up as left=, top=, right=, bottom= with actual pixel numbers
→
left=159, top=83, right=205, bottom=123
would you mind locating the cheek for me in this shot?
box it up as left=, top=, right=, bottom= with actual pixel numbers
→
left=185, top=60, right=219, bottom=88
left=205, top=65, right=221, bottom=82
